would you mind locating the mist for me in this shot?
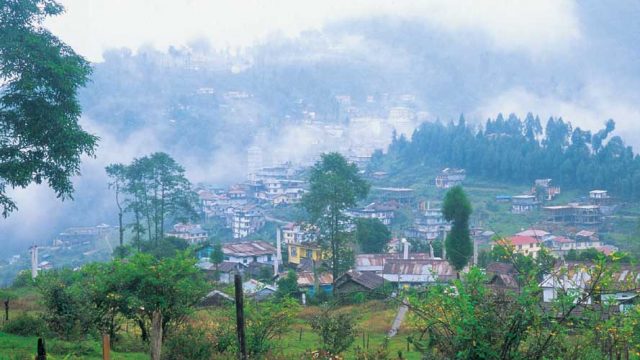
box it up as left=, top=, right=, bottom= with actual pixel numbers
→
left=1, top=1, right=640, bottom=257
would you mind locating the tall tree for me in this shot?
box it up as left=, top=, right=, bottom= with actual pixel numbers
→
left=0, top=0, right=98, bottom=216
left=442, top=186, right=472, bottom=275
left=302, top=152, right=369, bottom=293
left=106, top=164, right=127, bottom=248
left=108, top=152, right=197, bottom=248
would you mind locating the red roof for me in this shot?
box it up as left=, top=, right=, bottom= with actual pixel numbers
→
left=507, top=235, right=539, bottom=246
left=552, top=236, right=574, bottom=243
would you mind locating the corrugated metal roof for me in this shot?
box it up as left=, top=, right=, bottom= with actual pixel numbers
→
left=223, top=241, right=276, bottom=256
left=297, top=271, right=333, bottom=287
left=356, top=253, right=431, bottom=267
left=382, top=259, right=455, bottom=277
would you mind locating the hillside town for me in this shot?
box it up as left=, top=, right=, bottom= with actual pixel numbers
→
left=3, top=1, right=640, bottom=358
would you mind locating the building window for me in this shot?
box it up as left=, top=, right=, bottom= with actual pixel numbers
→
left=267, top=255, right=272, bottom=262
left=306, top=249, right=313, bottom=258
left=243, top=258, right=247, bottom=264
left=291, top=246, right=297, bottom=257
left=253, top=256, right=258, bottom=262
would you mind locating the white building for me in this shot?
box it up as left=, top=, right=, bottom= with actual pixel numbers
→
left=232, top=208, right=265, bottom=239
left=166, top=223, right=208, bottom=244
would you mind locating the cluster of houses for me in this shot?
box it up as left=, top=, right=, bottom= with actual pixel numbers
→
left=52, top=224, right=113, bottom=247
left=541, top=190, right=616, bottom=226
left=196, top=164, right=308, bottom=239
left=405, top=201, right=452, bottom=241
left=195, top=231, right=638, bottom=315
left=488, top=261, right=639, bottom=313
left=166, top=223, right=208, bottom=244
left=495, top=228, right=618, bottom=259
left=435, top=168, right=466, bottom=189
left=503, top=180, right=616, bottom=230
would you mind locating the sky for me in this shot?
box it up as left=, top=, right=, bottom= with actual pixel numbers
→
left=46, top=0, right=581, bottom=62
left=1, top=0, right=637, bottom=257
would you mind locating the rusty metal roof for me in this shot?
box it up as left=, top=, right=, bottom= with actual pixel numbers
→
left=223, top=241, right=276, bottom=257
left=296, top=271, right=333, bottom=287
left=382, top=259, right=455, bottom=277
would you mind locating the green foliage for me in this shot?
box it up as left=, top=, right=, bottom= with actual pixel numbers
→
left=442, top=186, right=472, bottom=271
left=385, top=115, right=640, bottom=200
left=3, top=314, right=48, bottom=337
left=244, top=298, right=300, bottom=357
left=140, top=236, right=189, bottom=259
left=354, top=337, right=390, bottom=360
left=276, top=270, right=298, bottom=299
left=410, top=247, right=640, bottom=359
left=118, top=251, right=207, bottom=337
left=0, top=0, right=98, bottom=216
left=211, top=241, right=224, bottom=265
left=10, top=270, right=34, bottom=289
left=302, top=152, right=370, bottom=287
left=107, top=152, right=198, bottom=248
left=356, top=218, right=391, bottom=253
left=162, top=324, right=214, bottom=360
left=36, top=269, right=93, bottom=340
left=310, top=305, right=358, bottom=355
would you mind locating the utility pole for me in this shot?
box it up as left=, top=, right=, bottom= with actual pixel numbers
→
left=234, top=274, right=247, bottom=360
left=30, top=245, right=38, bottom=279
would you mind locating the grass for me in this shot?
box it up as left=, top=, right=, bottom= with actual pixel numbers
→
left=0, top=292, right=424, bottom=359
left=192, top=300, right=423, bottom=359
left=0, top=332, right=146, bottom=360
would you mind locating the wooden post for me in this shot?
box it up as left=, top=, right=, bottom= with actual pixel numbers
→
left=362, top=332, right=365, bottom=348
left=102, top=334, right=110, bottom=360
left=299, top=329, right=302, bottom=341
left=234, top=274, right=247, bottom=360
left=36, top=338, right=46, bottom=360
left=4, top=299, right=8, bottom=321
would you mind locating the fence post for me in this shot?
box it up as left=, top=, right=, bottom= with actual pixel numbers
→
left=102, top=334, right=111, bottom=360
left=36, top=338, right=46, bottom=360
left=234, top=274, right=247, bottom=360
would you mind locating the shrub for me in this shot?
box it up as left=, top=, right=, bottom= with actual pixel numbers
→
left=310, top=306, right=358, bottom=356
left=163, top=325, right=214, bottom=360
left=3, top=313, right=48, bottom=337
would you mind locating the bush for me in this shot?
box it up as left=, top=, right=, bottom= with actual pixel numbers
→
left=163, top=325, right=214, bottom=360
left=3, top=313, right=48, bottom=337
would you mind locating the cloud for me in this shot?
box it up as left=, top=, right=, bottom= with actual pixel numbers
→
left=45, top=0, right=581, bottom=61
left=474, top=82, right=640, bottom=150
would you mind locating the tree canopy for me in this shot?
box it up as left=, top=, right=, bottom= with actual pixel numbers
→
left=106, top=152, right=198, bottom=249
left=302, top=152, right=369, bottom=290
left=356, top=218, right=391, bottom=253
left=0, top=0, right=98, bottom=216
left=442, top=186, right=472, bottom=272
left=382, top=114, right=640, bottom=199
